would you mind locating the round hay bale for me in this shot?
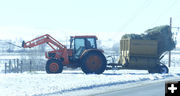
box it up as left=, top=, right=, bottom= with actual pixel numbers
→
left=145, top=25, right=175, bottom=57
left=121, top=34, right=142, bottom=40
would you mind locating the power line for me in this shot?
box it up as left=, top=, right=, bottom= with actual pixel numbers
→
left=0, top=40, right=22, bottom=48
left=152, top=0, right=179, bottom=26
left=6, top=42, right=22, bottom=48
left=119, top=0, right=152, bottom=32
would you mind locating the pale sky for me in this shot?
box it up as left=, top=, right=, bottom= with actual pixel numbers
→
left=0, top=0, right=180, bottom=46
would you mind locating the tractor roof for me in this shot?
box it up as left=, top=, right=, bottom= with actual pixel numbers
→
left=71, top=35, right=98, bottom=40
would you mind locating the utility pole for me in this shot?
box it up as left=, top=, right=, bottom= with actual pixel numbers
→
left=169, top=17, right=172, bottom=67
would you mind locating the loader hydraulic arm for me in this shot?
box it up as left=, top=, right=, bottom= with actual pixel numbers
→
left=22, top=34, right=66, bottom=51
left=22, top=34, right=70, bottom=65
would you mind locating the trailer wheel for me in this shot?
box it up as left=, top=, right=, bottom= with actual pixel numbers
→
left=159, top=64, right=168, bottom=74
left=148, top=64, right=168, bottom=74
left=46, top=59, right=63, bottom=74
left=148, top=68, right=158, bottom=73
left=148, top=64, right=160, bottom=73
left=81, top=51, right=107, bottom=74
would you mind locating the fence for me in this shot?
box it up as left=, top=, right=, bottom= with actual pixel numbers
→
left=2, top=59, right=46, bottom=74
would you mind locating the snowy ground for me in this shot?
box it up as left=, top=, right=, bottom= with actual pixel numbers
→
left=0, top=68, right=180, bottom=96
left=0, top=54, right=180, bottom=96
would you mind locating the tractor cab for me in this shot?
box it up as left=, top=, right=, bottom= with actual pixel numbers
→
left=70, top=36, right=98, bottom=59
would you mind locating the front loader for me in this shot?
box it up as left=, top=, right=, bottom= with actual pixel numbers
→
left=22, top=34, right=107, bottom=74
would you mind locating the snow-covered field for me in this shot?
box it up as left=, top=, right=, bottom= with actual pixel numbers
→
left=0, top=68, right=180, bottom=96
left=0, top=54, right=180, bottom=96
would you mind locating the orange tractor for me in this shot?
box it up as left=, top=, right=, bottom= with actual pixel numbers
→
left=22, top=34, right=107, bottom=74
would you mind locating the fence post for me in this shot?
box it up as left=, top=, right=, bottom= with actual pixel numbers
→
left=21, top=60, right=23, bottom=73
left=37, top=61, right=39, bottom=71
left=9, top=60, right=11, bottom=73
left=5, top=63, right=7, bottom=74
left=30, top=60, right=32, bottom=72
left=17, top=59, right=19, bottom=73
left=14, top=59, right=16, bottom=70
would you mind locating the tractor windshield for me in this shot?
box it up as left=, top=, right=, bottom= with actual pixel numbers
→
left=74, top=38, right=85, bottom=52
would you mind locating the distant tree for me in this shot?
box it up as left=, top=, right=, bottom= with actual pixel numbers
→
left=26, top=44, right=46, bottom=71
left=20, top=36, right=47, bottom=72
left=97, top=40, right=102, bottom=49
left=111, top=42, right=120, bottom=55
left=7, top=40, right=15, bottom=53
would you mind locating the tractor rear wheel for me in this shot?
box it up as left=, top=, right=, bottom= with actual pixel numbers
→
left=81, top=51, right=107, bottom=74
left=46, top=59, right=63, bottom=74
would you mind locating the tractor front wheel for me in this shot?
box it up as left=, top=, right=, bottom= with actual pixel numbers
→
left=46, top=59, right=63, bottom=74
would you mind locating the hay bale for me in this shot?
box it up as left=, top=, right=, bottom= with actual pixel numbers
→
left=121, top=34, right=142, bottom=40
left=145, top=25, right=175, bottom=57
left=121, top=25, right=176, bottom=57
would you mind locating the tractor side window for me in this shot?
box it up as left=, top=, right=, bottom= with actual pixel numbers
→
left=74, top=38, right=85, bottom=52
left=87, top=38, right=96, bottom=48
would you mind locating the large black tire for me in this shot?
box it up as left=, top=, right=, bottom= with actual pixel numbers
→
left=148, top=64, right=169, bottom=74
left=148, top=67, right=159, bottom=73
left=159, top=64, right=169, bottom=74
left=81, top=51, right=107, bottom=74
left=46, top=59, right=63, bottom=74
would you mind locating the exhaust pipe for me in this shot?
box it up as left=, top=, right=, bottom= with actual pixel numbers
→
left=22, top=41, right=25, bottom=48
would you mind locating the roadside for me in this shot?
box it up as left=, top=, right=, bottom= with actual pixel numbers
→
left=56, top=76, right=180, bottom=96
left=95, top=82, right=165, bottom=96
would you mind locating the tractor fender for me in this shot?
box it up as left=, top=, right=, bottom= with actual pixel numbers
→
left=80, top=49, right=106, bottom=60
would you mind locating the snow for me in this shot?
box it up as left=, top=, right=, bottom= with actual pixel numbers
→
left=0, top=68, right=180, bottom=96
left=0, top=53, right=180, bottom=96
